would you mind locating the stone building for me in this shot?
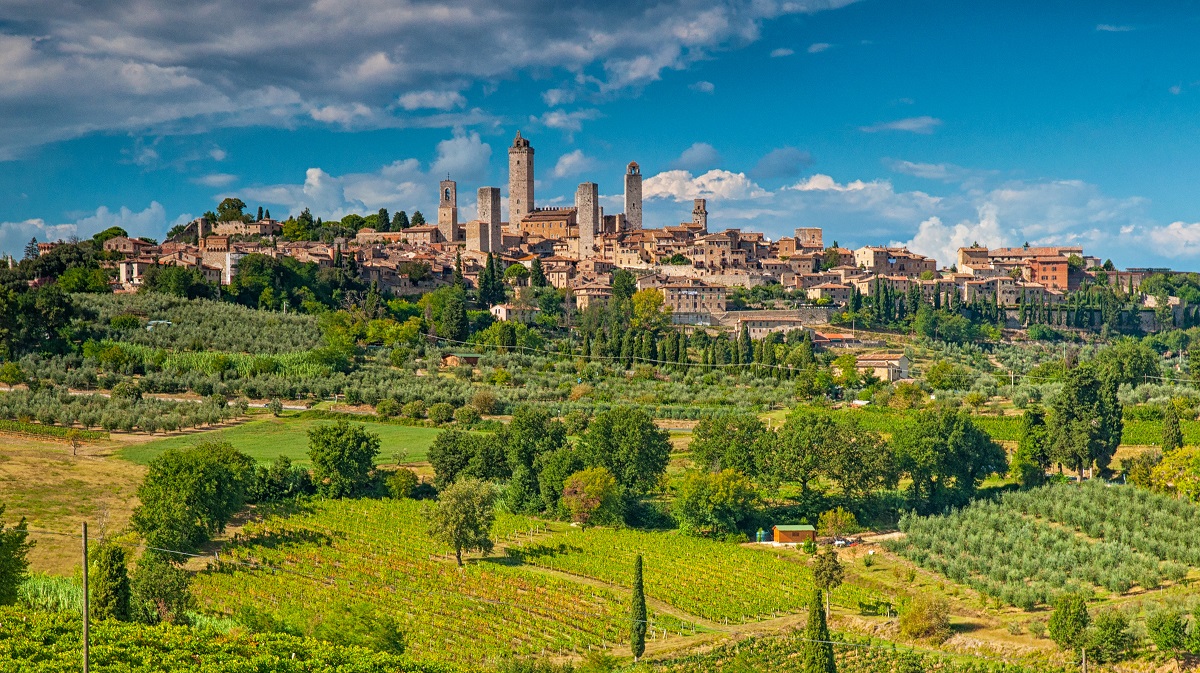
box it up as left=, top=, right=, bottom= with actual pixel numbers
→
left=691, top=199, right=708, bottom=233
left=624, top=162, right=643, bottom=230
left=467, top=187, right=503, bottom=253
left=794, top=227, right=823, bottom=250
left=438, top=179, right=459, bottom=243
left=508, top=131, right=535, bottom=229
left=576, top=182, right=599, bottom=259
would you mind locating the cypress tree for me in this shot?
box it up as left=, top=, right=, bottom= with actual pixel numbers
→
left=530, top=257, right=547, bottom=287
left=801, top=588, right=836, bottom=673
left=393, top=210, right=409, bottom=230
left=630, top=554, right=647, bottom=661
left=377, top=208, right=390, bottom=232
left=91, top=542, right=131, bottom=621
left=1163, top=402, right=1183, bottom=453
left=256, top=206, right=264, bottom=221
left=453, top=252, right=464, bottom=289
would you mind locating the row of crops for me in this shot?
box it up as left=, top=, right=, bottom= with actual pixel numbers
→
left=889, top=481, right=1200, bottom=608
left=83, top=340, right=336, bottom=379
left=650, top=632, right=1066, bottom=673
left=0, top=388, right=242, bottom=434
left=505, top=528, right=887, bottom=623
left=0, top=606, right=445, bottom=673
left=192, top=499, right=685, bottom=667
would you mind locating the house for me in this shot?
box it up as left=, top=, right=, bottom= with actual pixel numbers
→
left=441, top=353, right=482, bottom=368
left=489, top=303, right=539, bottom=323
left=856, top=353, right=910, bottom=382
left=806, top=282, right=851, bottom=304
left=773, top=524, right=816, bottom=544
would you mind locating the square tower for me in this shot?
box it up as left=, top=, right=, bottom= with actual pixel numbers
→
left=624, top=161, right=642, bottom=230
left=438, top=179, right=459, bottom=243
left=508, top=131, right=535, bottom=231
left=795, top=227, right=823, bottom=249
left=478, top=186, right=502, bottom=252
left=692, top=198, right=708, bottom=233
left=576, top=182, right=599, bottom=259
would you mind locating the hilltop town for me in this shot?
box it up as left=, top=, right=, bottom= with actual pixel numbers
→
left=24, top=131, right=1184, bottom=340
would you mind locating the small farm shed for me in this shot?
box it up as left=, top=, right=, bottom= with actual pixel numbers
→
left=441, top=352, right=482, bottom=367
left=773, top=524, right=816, bottom=543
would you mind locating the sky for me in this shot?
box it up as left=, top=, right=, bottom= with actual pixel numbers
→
left=3, top=0, right=1200, bottom=267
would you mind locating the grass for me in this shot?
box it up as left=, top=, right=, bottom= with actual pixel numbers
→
left=118, top=413, right=445, bottom=466
left=0, top=436, right=143, bottom=574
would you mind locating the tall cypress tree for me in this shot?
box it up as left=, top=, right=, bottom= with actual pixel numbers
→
left=1163, top=402, right=1183, bottom=453
left=630, top=554, right=647, bottom=661
left=91, top=542, right=131, bottom=621
left=453, top=252, right=465, bottom=289
left=801, top=588, right=836, bottom=673
left=530, top=257, right=547, bottom=287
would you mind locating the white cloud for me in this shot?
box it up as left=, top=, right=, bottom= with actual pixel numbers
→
left=430, top=130, right=492, bottom=182
left=807, top=42, right=831, bottom=53
left=899, top=205, right=1007, bottom=266
left=0, top=0, right=860, bottom=157
left=1096, top=24, right=1134, bottom=32
left=397, top=90, right=467, bottom=111
left=532, top=109, right=601, bottom=137
left=885, top=159, right=978, bottom=183
left=671, top=142, right=721, bottom=171
left=541, top=88, right=576, bottom=106
left=860, top=116, right=942, bottom=134
left=770, top=47, right=794, bottom=57
left=1146, top=222, right=1200, bottom=257
left=209, top=147, right=227, bottom=161
left=552, top=149, right=596, bottom=179
left=194, top=173, right=238, bottom=187
left=690, top=80, right=716, bottom=93
left=1170, top=84, right=1183, bottom=95
left=2, top=202, right=168, bottom=257
left=644, top=169, right=769, bottom=201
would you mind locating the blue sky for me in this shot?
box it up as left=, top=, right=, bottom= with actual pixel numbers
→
left=4, top=0, right=1200, bottom=266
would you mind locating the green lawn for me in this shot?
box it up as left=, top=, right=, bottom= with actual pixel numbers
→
left=118, top=414, right=444, bottom=465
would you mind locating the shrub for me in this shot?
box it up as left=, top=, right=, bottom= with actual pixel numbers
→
left=427, top=402, right=454, bottom=425
left=561, top=467, right=623, bottom=527
left=898, top=595, right=950, bottom=642
left=401, top=400, right=426, bottom=419
left=1048, top=594, right=1090, bottom=650
left=375, top=398, right=400, bottom=418
left=266, top=398, right=284, bottom=417
left=469, top=390, right=498, bottom=415
left=1086, top=609, right=1131, bottom=663
left=453, top=404, right=481, bottom=426
left=307, top=421, right=381, bottom=498
left=387, top=469, right=419, bottom=499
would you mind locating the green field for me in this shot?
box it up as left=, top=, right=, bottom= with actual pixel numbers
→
left=118, top=414, right=444, bottom=465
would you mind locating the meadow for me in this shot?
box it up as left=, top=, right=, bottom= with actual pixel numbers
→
left=118, top=413, right=443, bottom=465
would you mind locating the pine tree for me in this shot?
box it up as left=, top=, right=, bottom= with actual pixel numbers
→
left=801, top=588, right=836, bottom=673
left=630, top=554, right=647, bottom=661
left=530, top=257, right=547, bottom=287
left=1163, top=401, right=1183, bottom=453
left=91, top=542, right=131, bottom=621
left=23, top=238, right=38, bottom=261
left=393, top=210, right=409, bottom=230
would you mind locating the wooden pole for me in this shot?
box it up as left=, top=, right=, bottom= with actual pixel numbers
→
left=1081, top=647, right=1086, bottom=673
left=82, top=522, right=89, bottom=673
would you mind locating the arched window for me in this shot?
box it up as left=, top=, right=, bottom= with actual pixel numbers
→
left=444, top=188, right=451, bottom=201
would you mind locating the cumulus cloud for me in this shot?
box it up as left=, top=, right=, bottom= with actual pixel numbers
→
left=860, top=116, right=943, bottom=134
left=770, top=48, right=794, bottom=57
left=1146, top=222, right=1200, bottom=257
left=1, top=202, right=168, bottom=257
left=397, top=90, right=467, bottom=111
left=209, top=147, right=227, bottom=161
left=690, top=80, right=716, bottom=93
left=430, top=130, right=492, bottom=182
left=807, top=42, right=831, bottom=53
left=671, top=142, right=722, bottom=171
left=552, top=150, right=596, bottom=179
left=751, top=147, right=812, bottom=180
left=541, top=88, right=576, bottom=106
left=0, top=0, right=859, bottom=157
left=644, top=169, right=769, bottom=201
left=532, top=109, right=601, bottom=138
left=899, top=205, right=1007, bottom=266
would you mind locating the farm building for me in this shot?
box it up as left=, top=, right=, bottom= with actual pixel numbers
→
left=441, top=353, right=482, bottom=368
left=855, top=352, right=910, bottom=382
left=773, top=524, right=815, bottom=544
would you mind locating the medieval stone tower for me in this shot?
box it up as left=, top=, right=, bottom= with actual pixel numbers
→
left=624, top=162, right=642, bottom=231
left=438, top=179, right=459, bottom=242
left=508, top=131, right=534, bottom=230
left=478, top=187, right=502, bottom=252
left=576, top=182, right=599, bottom=259
left=692, top=198, right=708, bottom=233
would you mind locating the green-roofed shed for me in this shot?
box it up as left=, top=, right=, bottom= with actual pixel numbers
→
left=773, top=524, right=816, bottom=544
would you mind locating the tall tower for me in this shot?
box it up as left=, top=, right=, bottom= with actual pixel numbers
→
left=692, top=198, right=708, bottom=233
left=438, top=179, right=458, bottom=243
left=576, top=182, right=599, bottom=259
left=624, top=162, right=643, bottom=231
left=478, top=186, right=502, bottom=252
left=508, top=131, right=535, bottom=230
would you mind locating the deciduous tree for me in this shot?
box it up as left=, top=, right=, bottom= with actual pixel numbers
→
left=426, top=477, right=497, bottom=566
left=307, top=421, right=381, bottom=498
left=578, top=407, right=670, bottom=495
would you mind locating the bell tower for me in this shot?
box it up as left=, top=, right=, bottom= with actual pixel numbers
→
left=438, top=178, right=458, bottom=242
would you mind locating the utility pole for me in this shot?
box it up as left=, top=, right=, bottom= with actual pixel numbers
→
left=1080, top=647, right=1086, bottom=673
left=82, top=522, right=89, bottom=673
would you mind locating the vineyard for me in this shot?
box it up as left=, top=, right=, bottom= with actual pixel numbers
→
left=890, top=481, right=1197, bottom=608
left=649, top=632, right=1067, bottom=673
left=0, top=606, right=447, bottom=673
left=505, top=528, right=887, bottom=623
left=192, top=499, right=685, bottom=667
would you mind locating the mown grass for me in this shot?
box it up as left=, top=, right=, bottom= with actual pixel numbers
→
left=118, top=413, right=444, bottom=466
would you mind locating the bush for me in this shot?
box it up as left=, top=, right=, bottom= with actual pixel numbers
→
left=453, top=404, right=481, bottom=426
left=427, top=402, right=454, bottom=425
left=387, top=469, right=419, bottom=499
left=1086, top=609, right=1131, bottom=663
left=375, top=398, right=400, bottom=418
left=266, top=398, right=284, bottom=417
left=401, top=400, right=426, bottom=419
left=672, top=470, right=758, bottom=536
left=1048, top=594, right=1090, bottom=650
left=307, top=421, right=381, bottom=498
left=469, top=390, right=498, bottom=415
left=898, top=595, right=950, bottom=642
left=561, top=467, right=623, bottom=527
